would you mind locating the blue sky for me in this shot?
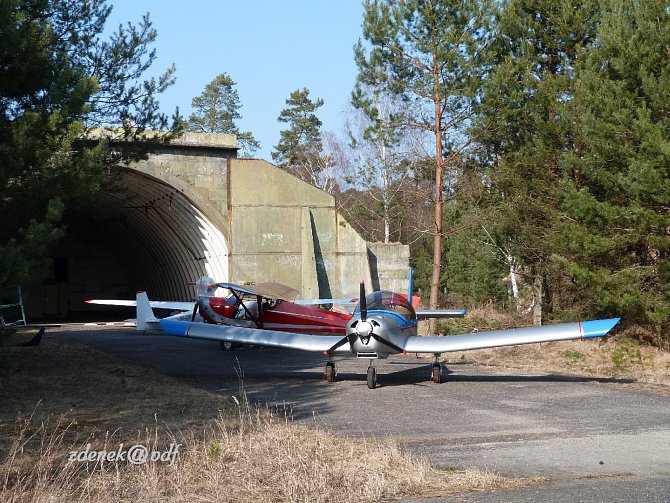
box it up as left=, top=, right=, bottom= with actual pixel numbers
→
left=107, top=1, right=364, bottom=160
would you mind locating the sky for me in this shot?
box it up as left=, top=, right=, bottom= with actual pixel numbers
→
left=106, top=1, right=365, bottom=160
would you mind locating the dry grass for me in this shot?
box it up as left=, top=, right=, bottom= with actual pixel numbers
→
left=0, top=405, right=532, bottom=503
left=431, top=307, right=670, bottom=388
left=0, top=327, right=533, bottom=502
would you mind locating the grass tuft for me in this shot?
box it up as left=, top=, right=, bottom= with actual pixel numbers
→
left=564, top=349, right=586, bottom=362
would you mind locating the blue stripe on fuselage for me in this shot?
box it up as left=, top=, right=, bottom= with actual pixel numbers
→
left=366, top=310, right=417, bottom=328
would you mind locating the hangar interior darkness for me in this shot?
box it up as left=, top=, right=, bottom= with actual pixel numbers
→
left=27, top=168, right=229, bottom=319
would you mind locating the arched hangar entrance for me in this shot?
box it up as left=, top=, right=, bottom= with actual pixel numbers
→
left=31, top=167, right=229, bottom=319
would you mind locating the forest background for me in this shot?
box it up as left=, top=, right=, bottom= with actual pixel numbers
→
left=1, top=0, right=668, bottom=342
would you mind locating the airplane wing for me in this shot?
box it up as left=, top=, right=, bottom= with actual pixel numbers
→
left=402, top=319, right=620, bottom=353
left=294, top=298, right=358, bottom=306
left=215, top=282, right=300, bottom=301
left=160, top=317, right=619, bottom=355
left=415, top=309, right=467, bottom=319
left=85, top=299, right=194, bottom=311
left=86, top=293, right=195, bottom=332
left=159, top=319, right=350, bottom=353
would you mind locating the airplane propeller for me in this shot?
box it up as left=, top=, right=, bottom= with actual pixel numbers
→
left=325, top=281, right=368, bottom=354
left=359, top=281, right=367, bottom=322
left=368, top=329, right=404, bottom=353
left=324, top=281, right=404, bottom=355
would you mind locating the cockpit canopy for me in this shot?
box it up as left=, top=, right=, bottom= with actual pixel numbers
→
left=354, top=291, right=416, bottom=320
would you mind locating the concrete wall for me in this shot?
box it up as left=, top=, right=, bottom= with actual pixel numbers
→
left=127, top=132, right=236, bottom=232
left=26, top=133, right=411, bottom=318
left=367, top=242, right=411, bottom=293
left=128, top=138, right=410, bottom=300
left=127, top=151, right=411, bottom=300
left=227, top=160, right=374, bottom=299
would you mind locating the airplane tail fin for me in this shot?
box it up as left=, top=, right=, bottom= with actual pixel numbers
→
left=136, top=291, right=159, bottom=332
left=406, top=267, right=421, bottom=308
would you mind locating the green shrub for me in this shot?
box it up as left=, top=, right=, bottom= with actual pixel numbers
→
left=564, top=350, right=585, bottom=362
left=611, top=337, right=642, bottom=371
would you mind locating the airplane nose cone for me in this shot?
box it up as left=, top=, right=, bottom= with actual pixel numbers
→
left=357, top=320, right=373, bottom=337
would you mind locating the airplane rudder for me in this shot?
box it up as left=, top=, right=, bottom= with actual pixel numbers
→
left=136, top=291, right=158, bottom=332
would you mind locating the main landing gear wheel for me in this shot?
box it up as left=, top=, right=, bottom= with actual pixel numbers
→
left=431, top=362, right=443, bottom=383
left=324, top=361, right=336, bottom=382
left=367, top=366, right=377, bottom=389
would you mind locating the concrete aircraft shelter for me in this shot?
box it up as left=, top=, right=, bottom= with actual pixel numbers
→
left=26, top=133, right=409, bottom=319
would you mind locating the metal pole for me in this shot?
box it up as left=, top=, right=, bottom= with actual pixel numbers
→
left=18, top=285, right=26, bottom=325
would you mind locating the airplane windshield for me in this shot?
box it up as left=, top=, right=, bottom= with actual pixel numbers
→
left=355, top=291, right=416, bottom=320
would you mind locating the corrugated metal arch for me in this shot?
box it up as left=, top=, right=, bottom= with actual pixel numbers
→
left=95, top=167, right=229, bottom=300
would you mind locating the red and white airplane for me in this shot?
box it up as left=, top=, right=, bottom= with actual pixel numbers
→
left=87, top=275, right=466, bottom=351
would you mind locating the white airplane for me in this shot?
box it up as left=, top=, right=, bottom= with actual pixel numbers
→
left=158, top=281, right=621, bottom=389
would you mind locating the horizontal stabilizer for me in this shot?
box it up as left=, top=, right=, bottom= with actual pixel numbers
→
left=416, top=309, right=467, bottom=319
left=86, top=299, right=194, bottom=311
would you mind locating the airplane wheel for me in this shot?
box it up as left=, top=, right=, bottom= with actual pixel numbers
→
left=431, top=363, right=442, bottom=383
left=367, top=367, right=377, bottom=389
left=220, top=341, right=234, bottom=351
left=324, top=362, right=335, bottom=382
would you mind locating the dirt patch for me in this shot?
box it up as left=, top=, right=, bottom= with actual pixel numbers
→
left=0, top=328, right=235, bottom=447
left=0, top=327, right=535, bottom=502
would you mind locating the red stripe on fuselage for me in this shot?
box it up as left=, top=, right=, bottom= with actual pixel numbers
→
left=260, top=301, right=350, bottom=334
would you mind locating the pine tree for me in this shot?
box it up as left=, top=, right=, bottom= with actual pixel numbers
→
left=354, top=0, right=493, bottom=332
left=554, top=0, right=670, bottom=334
left=0, top=0, right=179, bottom=289
left=187, top=73, right=260, bottom=156
left=475, top=0, right=601, bottom=322
left=272, top=88, right=327, bottom=188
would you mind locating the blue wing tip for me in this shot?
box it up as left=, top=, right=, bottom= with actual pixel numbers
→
left=582, top=318, right=621, bottom=338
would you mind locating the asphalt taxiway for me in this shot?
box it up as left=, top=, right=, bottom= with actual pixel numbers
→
left=54, top=325, right=670, bottom=502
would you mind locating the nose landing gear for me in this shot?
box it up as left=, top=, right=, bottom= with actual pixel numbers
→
left=367, top=361, right=377, bottom=389
left=323, top=359, right=336, bottom=382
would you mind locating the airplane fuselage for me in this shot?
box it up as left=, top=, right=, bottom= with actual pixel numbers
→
left=198, top=295, right=350, bottom=335
left=346, top=311, right=417, bottom=358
